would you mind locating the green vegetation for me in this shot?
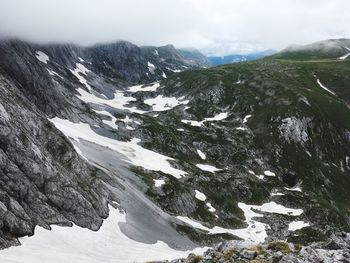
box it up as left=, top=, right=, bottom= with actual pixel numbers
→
left=267, top=240, right=292, bottom=254
left=137, top=47, right=350, bottom=244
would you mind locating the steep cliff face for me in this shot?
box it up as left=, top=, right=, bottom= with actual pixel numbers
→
left=0, top=72, right=111, bottom=248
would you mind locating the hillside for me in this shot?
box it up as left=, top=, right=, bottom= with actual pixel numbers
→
left=0, top=39, right=349, bottom=262
left=273, top=39, right=350, bottom=61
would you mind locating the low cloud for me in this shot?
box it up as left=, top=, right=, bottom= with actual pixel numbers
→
left=0, top=0, right=349, bottom=55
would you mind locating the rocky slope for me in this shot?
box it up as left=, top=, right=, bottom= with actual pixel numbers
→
left=0, top=39, right=208, bottom=252
left=0, top=38, right=349, bottom=262
left=152, top=232, right=350, bottom=263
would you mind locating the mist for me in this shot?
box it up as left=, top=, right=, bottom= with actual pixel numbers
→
left=0, top=0, right=349, bottom=55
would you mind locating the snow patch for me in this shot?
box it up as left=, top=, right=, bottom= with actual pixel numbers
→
left=76, top=87, right=146, bottom=114
left=182, top=112, right=228, bottom=127
left=50, top=118, right=186, bottom=179
left=144, top=95, right=189, bottom=112
left=206, top=203, right=216, bottom=213
left=35, top=51, right=49, bottom=64
left=338, top=47, right=350, bottom=60
left=316, top=78, right=336, bottom=95
left=251, top=202, right=303, bottom=216
left=285, top=186, right=302, bottom=192
left=181, top=120, right=203, bottom=127
left=271, top=192, right=285, bottom=196
left=0, top=206, right=207, bottom=263
left=128, top=82, right=160, bottom=93
left=47, top=69, right=62, bottom=78
left=196, top=164, right=221, bottom=173
left=70, top=63, right=92, bottom=91
left=288, top=221, right=310, bottom=231
left=264, top=170, right=276, bottom=177
left=194, top=190, right=206, bottom=201
left=197, top=149, right=206, bottom=160
left=93, top=110, right=118, bottom=130
left=243, top=115, right=252, bottom=124
left=154, top=179, right=165, bottom=188
left=148, top=61, right=156, bottom=74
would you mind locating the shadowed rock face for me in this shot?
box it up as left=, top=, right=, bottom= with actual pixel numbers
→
left=0, top=74, right=110, bottom=248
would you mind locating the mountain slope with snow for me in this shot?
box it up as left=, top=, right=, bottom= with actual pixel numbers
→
left=0, top=38, right=349, bottom=262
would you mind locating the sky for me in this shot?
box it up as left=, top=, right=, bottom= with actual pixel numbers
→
left=0, top=0, right=349, bottom=56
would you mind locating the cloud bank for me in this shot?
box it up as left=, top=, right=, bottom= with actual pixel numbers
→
left=0, top=0, right=349, bottom=55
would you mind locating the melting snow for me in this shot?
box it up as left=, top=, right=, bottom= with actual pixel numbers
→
left=93, top=110, right=118, bottom=130
left=177, top=200, right=303, bottom=244
left=204, top=112, right=228, bottom=122
left=264, top=170, right=276, bottom=177
left=288, top=221, right=310, bottom=231
left=248, top=170, right=264, bottom=180
left=50, top=118, right=186, bottom=179
left=70, top=63, right=92, bottom=91
left=154, top=179, right=165, bottom=187
left=271, top=192, right=285, bottom=196
left=181, top=120, right=203, bottom=127
left=182, top=112, right=229, bottom=127
left=35, top=51, right=49, bottom=64
left=128, top=82, right=160, bottom=93
left=236, top=127, right=247, bottom=131
left=76, top=87, right=146, bottom=114
left=316, top=78, right=336, bottom=95
left=338, top=47, right=350, bottom=60
left=206, top=203, right=216, bottom=213
left=148, top=62, right=156, bottom=74
left=285, top=186, right=302, bottom=192
left=250, top=202, right=303, bottom=216
left=47, top=69, right=62, bottom=78
left=167, top=67, right=182, bottom=73
left=196, top=149, right=206, bottom=160
left=243, top=115, right=252, bottom=124
left=144, top=95, right=189, bottom=112
left=196, top=164, right=221, bottom=173
left=0, top=206, right=207, bottom=263
left=194, top=190, right=206, bottom=201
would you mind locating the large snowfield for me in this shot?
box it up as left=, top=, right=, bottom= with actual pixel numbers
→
left=0, top=206, right=207, bottom=263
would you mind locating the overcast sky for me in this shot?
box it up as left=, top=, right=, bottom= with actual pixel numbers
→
left=0, top=0, right=349, bottom=55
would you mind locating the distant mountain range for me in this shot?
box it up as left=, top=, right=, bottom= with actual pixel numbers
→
left=207, top=49, right=277, bottom=66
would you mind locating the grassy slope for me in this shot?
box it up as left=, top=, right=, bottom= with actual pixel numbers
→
left=133, top=58, right=350, bottom=244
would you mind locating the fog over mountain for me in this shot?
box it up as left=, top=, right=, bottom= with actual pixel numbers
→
left=0, top=0, right=349, bottom=55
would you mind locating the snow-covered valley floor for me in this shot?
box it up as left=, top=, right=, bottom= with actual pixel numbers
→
left=0, top=206, right=207, bottom=263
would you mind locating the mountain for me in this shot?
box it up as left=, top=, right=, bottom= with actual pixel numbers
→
left=0, top=38, right=349, bottom=262
left=207, top=49, right=276, bottom=66
left=272, top=38, right=350, bottom=60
